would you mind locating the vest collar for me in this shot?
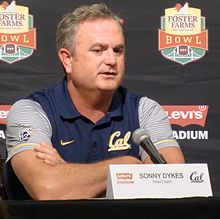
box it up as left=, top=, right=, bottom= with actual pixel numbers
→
left=55, top=78, right=124, bottom=120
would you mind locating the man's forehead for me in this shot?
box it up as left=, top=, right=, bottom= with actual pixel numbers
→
left=75, top=19, right=124, bottom=45
left=77, top=18, right=122, bottom=34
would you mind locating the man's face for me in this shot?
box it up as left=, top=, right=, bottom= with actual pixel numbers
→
left=67, top=18, right=125, bottom=92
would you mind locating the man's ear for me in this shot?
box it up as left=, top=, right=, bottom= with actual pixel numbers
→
left=58, top=48, right=72, bottom=74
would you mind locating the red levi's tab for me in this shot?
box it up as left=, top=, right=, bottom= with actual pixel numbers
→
left=0, top=105, right=11, bottom=125
left=162, top=105, right=209, bottom=127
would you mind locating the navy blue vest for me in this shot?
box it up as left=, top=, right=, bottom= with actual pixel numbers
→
left=6, top=78, right=142, bottom=199
left=28, top=79, right=142, bottom=162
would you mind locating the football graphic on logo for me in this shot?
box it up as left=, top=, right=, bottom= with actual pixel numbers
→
left=175, top=45, right=192, bottom=56
left=1, top=43, right=19, bottom=55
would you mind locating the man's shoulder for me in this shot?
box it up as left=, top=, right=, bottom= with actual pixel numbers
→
left=27, top=81, right=62, bottom=99
left=119, top=87, right=159, bottom=106
left=9, top=99, right=43, bottom=117
left=118, top=86, right=143, bottom=100
left=11, top=99, right=41, bottom=110
left=23, top=79, right=66, bottom=108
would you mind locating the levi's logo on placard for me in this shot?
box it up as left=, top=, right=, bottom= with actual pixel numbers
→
left=116, top=172, right=134, bottom=184
left=162, top=105, right=208, bottom=127
left=0, top=105, right=11, bottom=124
left=0, top=1, right=36, bottom=64
left=158, top=2, right=208, bottom=65
left=116, top=173, right=133, bottom=180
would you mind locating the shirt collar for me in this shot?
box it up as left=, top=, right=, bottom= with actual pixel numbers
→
left=55, top=78, right=124, bottom=120
left=108, top=87, right=124, bottom=118
left=55, top=78, right=80, bottom=119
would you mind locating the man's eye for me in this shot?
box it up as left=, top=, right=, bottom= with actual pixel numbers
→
left=93, top=49, right=102, bottom=53
left=114, top=48, right=124, bottom=55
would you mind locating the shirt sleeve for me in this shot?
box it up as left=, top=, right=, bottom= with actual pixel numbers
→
left=6, top=99, right=52, bottom=162
left=138, top=97, right=180, bottom=161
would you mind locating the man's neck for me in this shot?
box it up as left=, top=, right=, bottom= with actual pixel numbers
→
left=67, top=84, right=114, bottom=123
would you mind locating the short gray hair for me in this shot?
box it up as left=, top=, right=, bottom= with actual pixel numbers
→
left=56, top=3, right=123, bottom=54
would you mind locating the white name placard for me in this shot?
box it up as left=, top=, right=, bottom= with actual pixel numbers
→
left=106, top=163, right=213, bottom=199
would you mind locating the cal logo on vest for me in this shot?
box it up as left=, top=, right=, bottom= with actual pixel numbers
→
left=108, top=131, right=131, bottom=151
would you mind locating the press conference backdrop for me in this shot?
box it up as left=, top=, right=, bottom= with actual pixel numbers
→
left=0, top=0, right=219, bottom=196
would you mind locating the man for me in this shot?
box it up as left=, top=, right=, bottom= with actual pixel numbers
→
left=5, top=3, right=185, bottom=200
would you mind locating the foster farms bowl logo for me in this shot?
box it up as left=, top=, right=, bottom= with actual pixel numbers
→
left=0, top=1, right=36, bottom=64
left=158, top=2, right=208, bottom=65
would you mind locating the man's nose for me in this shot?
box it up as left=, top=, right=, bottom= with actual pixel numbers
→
left=104, top=49, right=117, bottom=66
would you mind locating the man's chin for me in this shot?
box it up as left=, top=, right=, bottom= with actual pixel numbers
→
left=100, top=80, right=122, bottom=89
left=98, top=85, right=119, bottom=92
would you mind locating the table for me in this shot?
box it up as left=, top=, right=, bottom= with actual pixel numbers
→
left=4, top=197, right=220, bottom=219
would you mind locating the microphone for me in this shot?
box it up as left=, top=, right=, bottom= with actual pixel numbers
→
left=132, top=128, right=167, bottom=164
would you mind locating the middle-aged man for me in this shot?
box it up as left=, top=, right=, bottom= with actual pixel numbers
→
left=5, top=3, right=185, bottom=200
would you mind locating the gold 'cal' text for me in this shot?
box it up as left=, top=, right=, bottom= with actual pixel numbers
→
left=108, top=131, right=131, bottom=151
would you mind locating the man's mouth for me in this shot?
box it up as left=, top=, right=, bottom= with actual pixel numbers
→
left=100, top=71, right=117, bottom=76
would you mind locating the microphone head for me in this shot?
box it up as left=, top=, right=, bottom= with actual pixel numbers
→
left=132, top=128, right=150, bottom=145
